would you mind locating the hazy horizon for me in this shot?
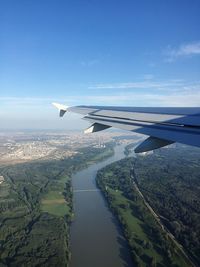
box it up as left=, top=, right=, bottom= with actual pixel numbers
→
left=1, top=1, right=200, bottom=129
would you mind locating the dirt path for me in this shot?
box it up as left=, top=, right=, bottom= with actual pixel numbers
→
left=131, top=170, right=196, bottom=267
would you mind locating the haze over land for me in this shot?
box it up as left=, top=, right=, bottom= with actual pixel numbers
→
left=0, top=130, right=137, bottom=163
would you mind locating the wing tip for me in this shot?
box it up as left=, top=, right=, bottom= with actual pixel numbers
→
left=52, top=102, right=68, bottom=117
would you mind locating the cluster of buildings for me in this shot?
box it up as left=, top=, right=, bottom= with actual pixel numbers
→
left=0, top=131, right=134, bottom=164
left=0, top=130, right=144, bottom=165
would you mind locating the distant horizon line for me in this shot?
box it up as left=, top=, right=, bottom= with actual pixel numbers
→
left=0, top=128, right=124, bottom=133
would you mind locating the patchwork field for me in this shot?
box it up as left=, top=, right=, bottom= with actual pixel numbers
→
left=41, top=191, right=70, bottom=217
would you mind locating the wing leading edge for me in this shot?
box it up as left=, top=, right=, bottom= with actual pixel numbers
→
left=52, top=103, right=200, bottom=153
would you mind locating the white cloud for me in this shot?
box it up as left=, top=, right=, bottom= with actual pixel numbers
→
left=89, top=79, right=184, bottom=90
left=80, top=91, right=200, bottom=107
left=165, top=41, right=200, bottom=62
left=0, top=78, right=199, bottom=129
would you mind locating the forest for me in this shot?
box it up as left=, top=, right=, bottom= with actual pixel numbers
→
left=97, top=144, right=199, bottom=267
left=0, top=144, right=114, bottom=267
left=134, top=144, right=200, bottom=265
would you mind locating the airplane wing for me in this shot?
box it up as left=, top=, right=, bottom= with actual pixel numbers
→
left=52, top=103, right=200, bottom=153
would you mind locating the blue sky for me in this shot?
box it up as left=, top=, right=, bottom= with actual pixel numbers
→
left=0, top=0, right=200, bottom=129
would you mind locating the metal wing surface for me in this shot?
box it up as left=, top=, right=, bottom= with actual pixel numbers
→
left=53, top=103, right=200, bottom=153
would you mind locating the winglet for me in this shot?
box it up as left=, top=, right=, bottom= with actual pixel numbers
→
left=52, top=102, right=68, bottom=117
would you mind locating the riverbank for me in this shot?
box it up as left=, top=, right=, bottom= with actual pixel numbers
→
left=69, top=144, right=134, bottom=267
left=96, top=157, right=191, bottom=267
left=0, top=144, right=115, bottom=267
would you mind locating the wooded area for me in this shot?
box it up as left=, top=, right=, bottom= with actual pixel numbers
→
left=97, top=144, right=199, bottom=267
left=134, top=145, right=200, bottom=265
left=0, top=145, right=114, bottom=267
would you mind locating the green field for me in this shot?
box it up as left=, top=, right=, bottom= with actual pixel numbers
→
left=97, top=158, right=192, bottom=267
left=108, top=188, right=189, bottom=267
left=87, top=147, right=114, bottom=164
left=0, top=144, right=116, bottom=266
left=41, top=190, right=70, bottom=216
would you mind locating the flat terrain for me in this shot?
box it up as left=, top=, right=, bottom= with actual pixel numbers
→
left=97, top=145, right=198, bottom=267
left=0, top=144, right=115, bottom=267
left=41, top=190, right=70, bottom=217
left=0, top=131, right=131, bottom=164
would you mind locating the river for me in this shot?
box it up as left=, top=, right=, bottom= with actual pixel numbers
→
left=69, top=144, right=134, bottom=267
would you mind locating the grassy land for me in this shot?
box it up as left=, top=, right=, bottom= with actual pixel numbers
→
left=40, top=147, right=114, bottom=218
left=40, top=173, right=72, bottom=217
left=0, top=144, right=115, bottom=267
left=133, top=146, right=200, bottom=266
left=40, top=174, right=72, bottom=217
left=87, top=147, right=114, bottom=164
left=41, top=191, right=70, bottom=217
left=109, top=188, right=189, bottom=267
left=97, top=158, right=191, bottom=267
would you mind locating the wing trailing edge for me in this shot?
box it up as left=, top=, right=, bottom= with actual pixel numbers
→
left=53, top=103, right=200, bottom=153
